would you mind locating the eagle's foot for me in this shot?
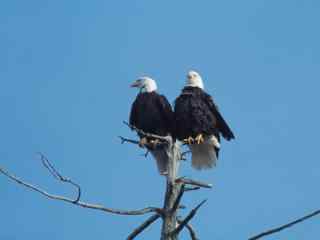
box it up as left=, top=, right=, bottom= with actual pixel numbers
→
left=139, top=137, right=148, bottom=148
left=195, top=134, right=204, bottom=144
left=183, top=136, right=194, bottom=145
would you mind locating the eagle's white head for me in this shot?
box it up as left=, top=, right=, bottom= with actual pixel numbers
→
left=186, top=70, right=204, bottom=89
left=130, top=76, right=157, bottom=92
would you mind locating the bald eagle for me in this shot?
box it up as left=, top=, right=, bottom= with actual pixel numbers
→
left=130, top=77, right=174, bottom=174
left=174, top=71, right=235, bottom=170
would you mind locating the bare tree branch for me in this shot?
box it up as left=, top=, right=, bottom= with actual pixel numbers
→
left=176, top=177, right=212, bottom=189
left=123, top=121, right=171, bottom=143
left=185, top=186, right=201, bottom=192
left=0, top=164, right=163, bottom=216
left=177, top=218, right=199, bottom=240
left=119, top=136, right=164, bottom=153
left=37, top=152, right=81, bottom=203
left=185, top=223, right=199, bottom=240
left=127, top=214, right=161, bottom=240
left=248, top=209, right=320, bottom=240
left=170, top=200, right=207, bottom=236
left=119, top=136, right=140, bottom=145
left=1, top=122, right=213, bottom=239
left=118, top=137, right=150, bottom=158
left=171, top=184, right=185, bottom=214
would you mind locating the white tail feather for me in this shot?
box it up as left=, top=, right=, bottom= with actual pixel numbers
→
left=150, top=148, right=169, bottom=174
left=189, top=136, right=219, bottom=170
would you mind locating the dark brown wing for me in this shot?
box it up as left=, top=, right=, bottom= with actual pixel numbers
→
left=156, top=94, right=174, bottom=136
left=129, top=92, right=173, bottom=137
left=203, top=93, right=235, bottom=141
left=129, top=95, right=140, bottom=129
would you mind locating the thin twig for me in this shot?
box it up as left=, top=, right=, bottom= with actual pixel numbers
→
left=248, top=209, right=320, bottom=240
left=176, top=177, right=212, bottom=189
left=177, top=218, right=199, bottom=240
left=37, top=152, right=81, bottom=203
left=0, top=165, right=163, bottom=216
left=171, top=200, right=207, bottom=236
left=118, top=137, right=152, bottom=157
left=119, top=136, right=140, bottom=145
left=123, top=121, right=171, bottom=143
left=127, top=214, right=161, bottom=240
left=119, top=136, right=167, bottom=150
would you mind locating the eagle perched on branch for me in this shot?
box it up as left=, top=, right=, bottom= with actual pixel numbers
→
left=129, top=71, right=234, bottom=172
left=129, top=77, right=174, bottom=175
left=174, top=71, right=235, bottom=170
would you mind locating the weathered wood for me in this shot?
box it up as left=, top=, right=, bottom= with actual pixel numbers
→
left=160, top=141, right=182, bottom=240
left=127, top=214, right=161, bottom=240
left=177, top=177, right=213, bottom=189
left=171, top=200, right=207, bottom=236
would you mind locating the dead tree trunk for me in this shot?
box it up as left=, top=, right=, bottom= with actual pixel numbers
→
left=160, top=141, right=181, bottom=240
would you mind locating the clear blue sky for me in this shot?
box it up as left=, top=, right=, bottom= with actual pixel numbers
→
left=1, top=0, right=319, bottom=239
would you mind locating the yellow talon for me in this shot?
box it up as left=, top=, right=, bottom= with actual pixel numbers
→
left=195, top=134, right=204, bottom=144
left=183, top=136, right=194, bottom=145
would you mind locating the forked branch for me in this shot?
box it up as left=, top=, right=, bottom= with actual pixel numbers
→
left=0, top=154, right=163, bottom=216
left=37, top=152, right=81, bottom=203
left=170, top=200, right=207, bottom=237
left=1, top=123, right=213, bottom=239
left=177, top=218, right=199, bottom=240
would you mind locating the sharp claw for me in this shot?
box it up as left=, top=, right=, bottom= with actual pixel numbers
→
left=183, top=136, right=194, bottom=145
left=195, top=134, right=204, bottom=144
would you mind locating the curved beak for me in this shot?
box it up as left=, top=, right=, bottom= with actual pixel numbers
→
left=130, top=80, right=140, bottom=88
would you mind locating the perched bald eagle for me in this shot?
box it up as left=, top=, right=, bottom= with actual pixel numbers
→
left=174, top=71, right=235, bottom=170
left=130, top=77, right=174, bottom=174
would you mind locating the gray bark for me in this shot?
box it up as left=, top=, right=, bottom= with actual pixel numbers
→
left=160, top=141, right=182, bottom=240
